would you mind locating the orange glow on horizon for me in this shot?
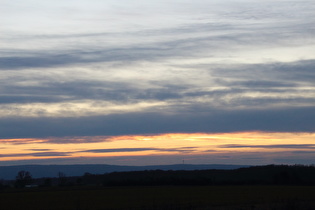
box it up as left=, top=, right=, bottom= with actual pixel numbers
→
left=1, top=132, right=315, bottom=164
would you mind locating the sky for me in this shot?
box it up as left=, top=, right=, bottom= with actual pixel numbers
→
left=0, top=0, right=314, bottom=166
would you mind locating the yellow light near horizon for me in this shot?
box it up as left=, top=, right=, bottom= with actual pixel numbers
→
left=0, top=132, right=315, bottom=162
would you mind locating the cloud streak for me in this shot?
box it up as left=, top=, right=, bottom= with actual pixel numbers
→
left=0, top=152, right=70, bottom=158
left=220, top=144, right=315, bottom=149
left=82, top=147, right=196, bottom=153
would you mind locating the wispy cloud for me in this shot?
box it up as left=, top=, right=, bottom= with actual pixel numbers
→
left=0, top=152, right=70, bottom=158
left=28, top=149, right=52, bottom=151
left=82, top=147, right=196, bottom=153
left=220, top=144, right=315, bottom=149
left=0, top=147, right=196, bottom=159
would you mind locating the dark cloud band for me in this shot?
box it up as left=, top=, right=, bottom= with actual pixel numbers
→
left=0, top=106, right=314, bottom=139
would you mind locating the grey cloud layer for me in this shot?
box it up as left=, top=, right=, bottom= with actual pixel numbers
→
left=1, top=60, right=314, bottom=105
left=0, top=106, right=314, bottom=139
left=0, top=0, right=314, bottom=138
left=1, top=24, right=314, bottom=71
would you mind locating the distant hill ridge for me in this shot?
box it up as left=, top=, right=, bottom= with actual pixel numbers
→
left=0, top=164, right=248, bottom=180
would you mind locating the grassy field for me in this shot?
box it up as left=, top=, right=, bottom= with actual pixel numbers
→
left=1, top=185, right=315, bottom=209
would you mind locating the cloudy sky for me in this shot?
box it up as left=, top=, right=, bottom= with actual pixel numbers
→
left=1, top=0, right=314, bottom=166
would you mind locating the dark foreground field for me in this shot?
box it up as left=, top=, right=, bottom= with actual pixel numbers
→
left=1, top=185, right=315, bottom=210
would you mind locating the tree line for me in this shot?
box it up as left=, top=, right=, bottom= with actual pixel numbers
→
left=2, top=164, right=315, bottom=189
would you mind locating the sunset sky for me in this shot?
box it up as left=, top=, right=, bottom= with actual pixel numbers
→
left=1, top=0, right=314, bottom=166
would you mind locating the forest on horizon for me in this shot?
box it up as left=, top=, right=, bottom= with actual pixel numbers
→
left=3, top=164, right=315, bottom=189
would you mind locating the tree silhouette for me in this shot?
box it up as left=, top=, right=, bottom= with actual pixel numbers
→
left=43, top=178, right=52, bottom=187
left=58, top=172, right=67, bottom=186
left=15, top=170, right=32, bottom=188
left=0, top=179, right=5, bottom=190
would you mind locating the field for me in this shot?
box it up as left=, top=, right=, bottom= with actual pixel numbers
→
left=1, top=185, right=315, bottom=210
